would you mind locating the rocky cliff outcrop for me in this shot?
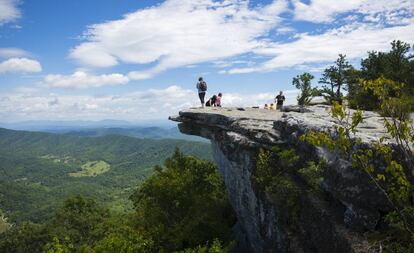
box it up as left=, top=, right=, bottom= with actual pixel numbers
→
left=170, top=105, right=393, bottom=253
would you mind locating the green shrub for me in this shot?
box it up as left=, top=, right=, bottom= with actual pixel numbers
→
left=130, top=149, right=235, bottom=252
left=301, top=91, right=414, bottom=251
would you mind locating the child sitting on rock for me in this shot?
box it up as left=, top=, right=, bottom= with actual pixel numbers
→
left=215, top=93, right=222, bottom=107
left=205, top=95, right=217, bottom=107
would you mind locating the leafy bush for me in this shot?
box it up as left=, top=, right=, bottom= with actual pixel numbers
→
left=174, top=239, right=233, bottom=253
left=0, top=222, right=51, bottom=253
left=93, top=229, right=153, bottom=253
left=130, top=149, right=235, bottom=252
left=301, top=87, right=414, bottom=251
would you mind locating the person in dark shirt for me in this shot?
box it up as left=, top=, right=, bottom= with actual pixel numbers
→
left=196, top=77, right=207, bottom=108
left=274, top=91, right=285, bottom=111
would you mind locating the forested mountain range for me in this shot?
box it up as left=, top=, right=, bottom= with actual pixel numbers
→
left=0, top=128, right=211, bottom=223
left=0, top=120, right=205, bottom=142
left=62, top=126, right=206, bottom=142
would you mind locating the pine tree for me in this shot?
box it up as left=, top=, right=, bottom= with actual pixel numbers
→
left=319, top=54, right=355, bottom=104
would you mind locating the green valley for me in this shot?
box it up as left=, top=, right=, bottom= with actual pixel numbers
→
left=0, top=150, right=235, bottom=253
left=0, top=128, right=212, bottom=224
left=68, top=161, right=111, bottom=177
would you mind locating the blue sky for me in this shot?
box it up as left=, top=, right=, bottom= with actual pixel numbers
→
left=0, top=0, right=413, bottom=122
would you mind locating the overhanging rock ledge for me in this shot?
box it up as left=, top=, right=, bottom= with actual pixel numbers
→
left=169, top=105, right=392, bottom=253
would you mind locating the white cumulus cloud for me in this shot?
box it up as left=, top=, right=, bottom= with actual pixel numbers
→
left=0, top=86, right=300, bottom=122
left=223, top=0, right=414, bottom=74
left=67, top=0, right=413, bottom=78
left=70, top=0, right=288, bottom=79
left=228, top=20, right=414, bottom=74
left=0, top=0, right=20, bottom=25
left=0, top=48, right=29, bottom=58
left=221, top=89, right=299, bottom=107
left=43, top=71, right=129, bottom=89
left=292, top=0, right=361, bottom=23
left=292, top=0, right=414, bottom=24
left=0, top=86, right=195, bottom=122
left=0, top=58, right=42, bottom=74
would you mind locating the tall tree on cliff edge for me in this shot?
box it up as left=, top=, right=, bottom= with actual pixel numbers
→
left=319, top=54, right=356, bottom=104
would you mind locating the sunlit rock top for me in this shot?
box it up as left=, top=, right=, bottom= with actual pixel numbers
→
left=170, top=105, right=389, bottom=145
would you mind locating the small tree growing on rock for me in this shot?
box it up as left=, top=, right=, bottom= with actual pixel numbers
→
left=292, top=72, right=318, bottom=106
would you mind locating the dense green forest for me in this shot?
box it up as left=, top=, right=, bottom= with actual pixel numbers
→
left=0, top=150, right=234, bottom=253
left=0, top=128, right=212, bottom=223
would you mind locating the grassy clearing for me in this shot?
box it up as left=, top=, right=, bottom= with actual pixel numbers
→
left=69, top=161, right=111, bottom=177
left=41, top=154, right=74, bottom=164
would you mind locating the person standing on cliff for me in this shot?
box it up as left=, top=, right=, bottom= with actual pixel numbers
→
left=275, top=91, right=285, bottom=111
left=196, top=77, right=207, bottom=108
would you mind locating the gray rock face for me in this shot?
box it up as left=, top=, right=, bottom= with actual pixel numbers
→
left=170, top=105, right=393, bottom=253
left=211, top=136, right=284, bottom=252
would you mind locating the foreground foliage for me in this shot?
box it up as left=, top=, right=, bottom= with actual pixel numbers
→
left=302, top=88, right=414, bottom=252
left=130, top=149, right=235, bottom=252
left=0, top=150, right=234, bottom=253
